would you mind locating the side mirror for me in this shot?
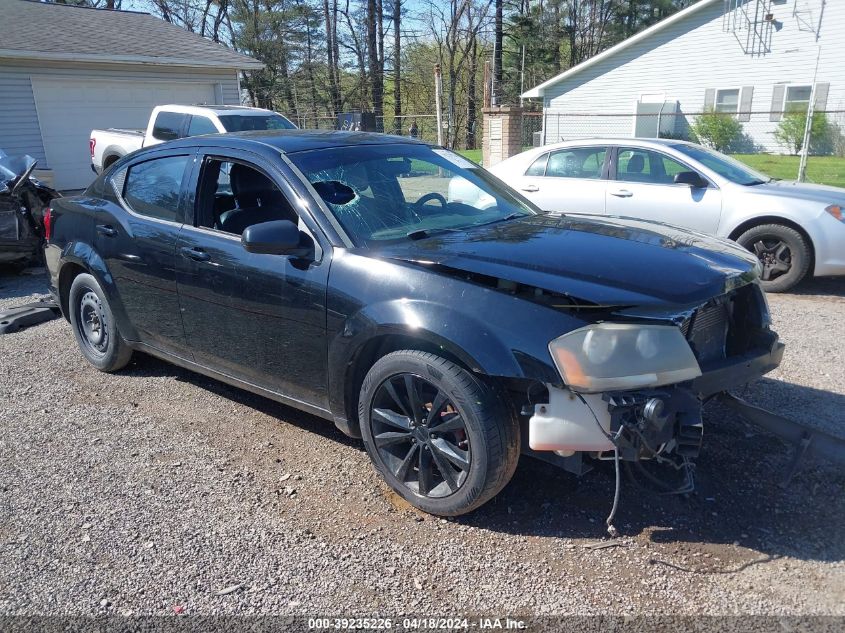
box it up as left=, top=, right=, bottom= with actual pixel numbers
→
left=674, top=171, right=708, bottom=188
left=241, top=220, right=311, bottom=258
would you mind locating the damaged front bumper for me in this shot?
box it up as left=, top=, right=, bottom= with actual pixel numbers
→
left=527, top=340, right=785, bottom=470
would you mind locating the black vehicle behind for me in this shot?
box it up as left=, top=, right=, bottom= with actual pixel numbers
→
left=1, top=151, right=60, bottom=267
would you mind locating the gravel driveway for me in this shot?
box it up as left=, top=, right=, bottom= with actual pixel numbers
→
left=0, top=269, right=843, bottom=617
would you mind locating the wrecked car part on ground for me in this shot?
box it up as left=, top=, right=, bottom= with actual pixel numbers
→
left=0, top=296, right=60, bottom=335
left=0, top=151, right=61, bottom=267
left=44, top=131, right=784, bottom=518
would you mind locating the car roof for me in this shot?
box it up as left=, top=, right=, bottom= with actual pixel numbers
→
left=534, top=137, right=696, bottom=151
left=165, top=129, right=432, bottom=154
left=155, top=104, right=278, bottom=116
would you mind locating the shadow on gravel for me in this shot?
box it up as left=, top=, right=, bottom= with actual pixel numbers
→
left=787, top=276, right=845, bottom=298
left=453, top=387, right=845, bottom=564
left=58, top=302, right=840, bottom=568
left=126, top=348, right=845, bottom=565
left=0, top=267, right=49, bottom=302
left=124, top=351, right=361, bottom=450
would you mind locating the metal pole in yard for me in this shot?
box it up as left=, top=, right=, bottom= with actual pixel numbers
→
left=520, top=45, right=525, bottom=107
left=434, top=64, right=444, bottom=147
left=798, top=46, right=821, bottom=183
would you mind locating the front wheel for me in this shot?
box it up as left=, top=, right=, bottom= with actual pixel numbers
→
left=736, top=223, right=811, bottom=293
left=68, top=273, right=132, bottom=372
left=359, top=350, right=520, bottom=516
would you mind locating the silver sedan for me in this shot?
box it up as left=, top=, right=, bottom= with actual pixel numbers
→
left=488, top=139, right=845, bottom=292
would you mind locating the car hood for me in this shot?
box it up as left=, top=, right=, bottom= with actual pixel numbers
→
left=370, top=214, right=759, bottom=307
left=744, top=180, right=845, bottom=205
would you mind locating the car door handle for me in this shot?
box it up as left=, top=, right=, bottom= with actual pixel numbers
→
left=520, top=185, right=539, bottom=193
left=96, top=224, right=117, bottom=237
left=180, top=247, right=210, bottom=262
left=609, top=189, right=633, bottom=198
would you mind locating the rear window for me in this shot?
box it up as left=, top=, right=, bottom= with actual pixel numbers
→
left=152, top=112, right=187, bottom=141
left=218, top=114, right=296, bottom=132
left=123, top=155, right=189, bottom=222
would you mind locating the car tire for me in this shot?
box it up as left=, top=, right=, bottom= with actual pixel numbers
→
left=68, top=273, right=132, bottom=372
left=359, top=350, right=520, bottom=516
left=736, top=223, right=810, bottom=293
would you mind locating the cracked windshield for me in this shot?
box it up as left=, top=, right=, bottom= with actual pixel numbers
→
left=289, top=144, right=536, bottom=245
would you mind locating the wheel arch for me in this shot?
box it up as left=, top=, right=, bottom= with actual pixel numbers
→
left=58, top=259, right=88, bottom=321
left=101, top=146, right=127, bottom=170
left=341, top=331, right=477, bottom=437
left=55, top=245, right=136, bottom=340
left=727, top=215, right=816, bottom=272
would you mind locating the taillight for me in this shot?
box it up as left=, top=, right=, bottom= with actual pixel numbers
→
left=89, top=138, right=96, bottom=158
left=43, top=207, right=52, bottom=242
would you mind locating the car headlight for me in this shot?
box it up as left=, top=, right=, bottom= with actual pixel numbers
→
left=824, top=204, right=843, bottom=222
left=549, top=324, right=702, bottom=393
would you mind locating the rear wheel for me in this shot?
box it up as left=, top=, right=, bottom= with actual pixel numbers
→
left=736, top=223, right=810, bottom=293
left=359, top=350, right=520, bottom=516
left=68, top=273, right=132, bottom=372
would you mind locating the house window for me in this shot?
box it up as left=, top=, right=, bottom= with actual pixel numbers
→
left=784, top=85, right=812, bottom=113
left=715, top=89, right=740, bottom=114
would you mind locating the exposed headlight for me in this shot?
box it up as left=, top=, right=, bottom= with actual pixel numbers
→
left=582, top=328, right=618, bottom=364
left=549, top=323, right=701, bottom=393
left=824, top=204, right=843, bottom=222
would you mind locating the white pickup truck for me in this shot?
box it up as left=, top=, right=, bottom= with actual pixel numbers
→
left=90, top=104, right=297, bottom=174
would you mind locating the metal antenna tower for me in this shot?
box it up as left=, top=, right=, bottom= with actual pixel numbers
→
left=722, top=0, right=774, bottom=56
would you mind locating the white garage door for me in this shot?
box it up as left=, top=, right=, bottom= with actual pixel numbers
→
left=32, top=78, right=216, bottom=190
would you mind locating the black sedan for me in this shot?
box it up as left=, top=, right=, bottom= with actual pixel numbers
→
left=44, top=131, right=783, bottom=516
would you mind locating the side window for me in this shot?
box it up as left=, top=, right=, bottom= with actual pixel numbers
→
left=525, top=153, right=549, bottom=176
left=123, top=155, right=189, bottom=222
left=545, top=147, right=607, bottom=179
left=152, top=112, right=187, bottom=141
left=616, top=148, right=694, bottom=185
left=197, top=158, right=299, bottom=236
left=187, top=116, right=219, bottom=137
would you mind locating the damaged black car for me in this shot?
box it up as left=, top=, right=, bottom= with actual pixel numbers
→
left=0, top=150, right=60, bottom=268
left=44, top=131, right=783, bottom=518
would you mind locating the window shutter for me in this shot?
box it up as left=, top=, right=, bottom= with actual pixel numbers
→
left=703, top=88, right=716, bottom=111
left=738, top=86, right=753, bottom=122
left=813, top=82, right=830, bottom=112
left=770, top=84, right=786, bottom=121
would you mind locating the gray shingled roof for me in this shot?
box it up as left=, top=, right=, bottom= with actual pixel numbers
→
left=0, top=0, right=263, bottom=69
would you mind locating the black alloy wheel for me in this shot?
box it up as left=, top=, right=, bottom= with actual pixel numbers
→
left=359, top=350, right=520, bottom=516
left=370, top=373, right=471, bottom=498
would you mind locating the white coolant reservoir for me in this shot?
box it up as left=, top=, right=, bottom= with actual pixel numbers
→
left=529, top=388, right=614, bottom=456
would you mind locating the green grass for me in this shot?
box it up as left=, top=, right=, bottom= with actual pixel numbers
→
left=456, top=148, right=845, bottom=188
left=731, top=154, right=845, bottom=188
left=458, top=149, right=482, bottom=164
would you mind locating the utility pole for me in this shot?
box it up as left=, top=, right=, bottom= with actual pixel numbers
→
left=798, top=46, right=821, bottom=183
left=434, top=64, right=444, bottom=147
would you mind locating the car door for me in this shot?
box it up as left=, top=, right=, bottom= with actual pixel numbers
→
left=95, top=149, right=195, bottom=355
left=605, top=146, right=722, bottom=234
left=175, top=149, right=330, bottom=408
left=512, top=146, right=609, bottom=215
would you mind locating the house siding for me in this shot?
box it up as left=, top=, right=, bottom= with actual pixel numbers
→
left=542, top=0, right=844, bottom=153
left=0, top=60, right=241, bottom=168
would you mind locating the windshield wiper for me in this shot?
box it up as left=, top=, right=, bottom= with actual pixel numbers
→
left=406, top=227, right=461, bottom=240
left=467, top=212, right=526, bottom=230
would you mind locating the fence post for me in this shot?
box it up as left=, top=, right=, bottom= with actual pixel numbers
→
left=482, top=106, right=523, bottom=168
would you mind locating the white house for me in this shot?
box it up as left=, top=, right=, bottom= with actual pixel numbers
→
left=523, top=0, right=843, bottom=153
left=0, top=0, right=263, bottom=189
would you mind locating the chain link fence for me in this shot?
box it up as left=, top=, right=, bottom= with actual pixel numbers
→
left=538, top=110, right=845, bottom=185
left=294, top=113, right=464, bottom=147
